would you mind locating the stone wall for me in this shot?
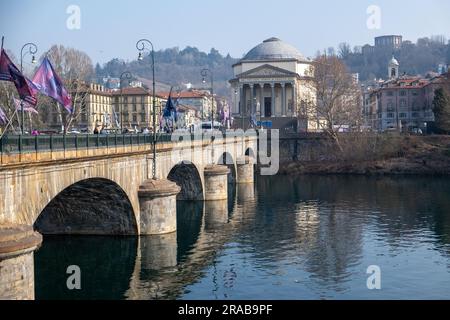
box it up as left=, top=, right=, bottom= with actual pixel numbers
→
left=0, top=252, right=35, bottom=300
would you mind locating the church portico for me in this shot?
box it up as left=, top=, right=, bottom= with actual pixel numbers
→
left=239, top=81, right=296, bottom=119
left=230, top=38, right=316, bottom=132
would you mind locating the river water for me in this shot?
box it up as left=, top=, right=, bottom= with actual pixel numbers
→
left=35, top=175, right=450, bottom=300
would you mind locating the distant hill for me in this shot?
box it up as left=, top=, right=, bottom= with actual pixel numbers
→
left=95, top=36, right=450, bottom=96
left=95, top=47, right=239, bottom=99
left=340, top=37, right=450, bottom=81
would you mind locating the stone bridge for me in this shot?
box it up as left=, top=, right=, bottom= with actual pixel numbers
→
left=0, top=133, right=258, bottom=236
left=0, top=132, right=261, bottom=299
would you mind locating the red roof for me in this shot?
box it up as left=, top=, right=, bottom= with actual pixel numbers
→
left=380, top=77, right=430, bottom=89
left=158, top=90, right=209, bottom=99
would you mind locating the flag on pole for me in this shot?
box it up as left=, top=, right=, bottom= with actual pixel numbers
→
left=163, top=95, right=178, bottom=121
left=0, top=49, right=37, bottom=105
left=0, top=105, right=9, bottom=125
left=13, top=98, right=38, bottom=114
left=32, top=56, right=72, bottom=113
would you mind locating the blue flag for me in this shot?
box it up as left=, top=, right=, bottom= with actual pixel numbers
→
left=163, top=95, right=177, bottom=122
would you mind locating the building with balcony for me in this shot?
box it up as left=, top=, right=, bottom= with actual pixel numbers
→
left=363, top=56, right=443, bottom=132
left=111, top=87, right=166, bottom=131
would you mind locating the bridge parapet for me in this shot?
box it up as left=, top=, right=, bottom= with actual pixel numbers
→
left=0, top=133, right=257, bottom=167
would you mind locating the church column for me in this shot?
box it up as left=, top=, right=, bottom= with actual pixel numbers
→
left=281, top=83, right=286, bottom=116
left=239, top=85, right=244, bottom=116
left=250, top=84, right=255, bottom=115
left=293, top=82, right=298, bottom=117
left=271, top=83, right=275, bottom=117
left=259, top=84, right=264, bottom=117
left=291, top=82, right=295, bottom=116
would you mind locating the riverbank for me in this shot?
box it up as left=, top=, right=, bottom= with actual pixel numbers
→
left=278, top=135, right=450, bottom=176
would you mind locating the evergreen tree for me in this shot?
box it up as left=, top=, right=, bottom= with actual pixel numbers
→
left=433, top=87, right=450, bottom=133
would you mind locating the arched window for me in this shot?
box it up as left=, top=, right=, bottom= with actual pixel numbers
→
left=391, top=68, right=397, bottom=78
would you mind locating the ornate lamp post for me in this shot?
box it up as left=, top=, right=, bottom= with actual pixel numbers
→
left=135, top=39, right=181, bottom=236
left=119, top=71, right=132, bottom=133
left=20, top=42, right=38, bottom=135
left=136, top=39, right=157, bottom=179
left=201, top=68, right=214, bottom=131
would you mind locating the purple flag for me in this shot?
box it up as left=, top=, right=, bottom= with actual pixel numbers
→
left=32, top=57, right=72, bottom=113
left=0, top=105, right=9, bottom=125
left=0, top=49, right=37, bottom=105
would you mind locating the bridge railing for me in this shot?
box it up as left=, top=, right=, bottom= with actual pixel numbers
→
left=0, top=134, right=156, bottom=154
left=0, top=131, right=258, bottom=155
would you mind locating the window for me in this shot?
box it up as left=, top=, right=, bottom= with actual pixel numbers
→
left=387, top=91, right=394, bottom=97
left=133, top=104, right=137, bottom=112
left=133, top=115, right=137, bottom=122
left=387, top=113, right=394, bottom=118
left=412, top=112, right=419, bottom=118
left=141, top=104, right=145, bottom=111
left=412, top=91, right=418, bottom=96
left=132, top=97, right=137, bottom=103
left=387, top=101, right=394, bottom=111
left=391, top=68, right=396, bottom=78
left=400, top=91, right=406, bottom=96
left=399, top=113, right=407, bottom=118
left=400, top=99, right=407, bottom=107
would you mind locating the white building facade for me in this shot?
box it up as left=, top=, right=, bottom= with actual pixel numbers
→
left=229, top=37, right=317, bottom=132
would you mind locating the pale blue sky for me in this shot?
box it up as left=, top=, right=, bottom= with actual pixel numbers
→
left=1, top=0, right=449, bottom=65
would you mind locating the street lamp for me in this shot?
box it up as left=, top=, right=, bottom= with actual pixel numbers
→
left=136, top=39, right=157, bottom=180
left=20, top=42, right=38, bottom=135
left=119, top=71, right=132, bottom=133
left=201, top=68, right=214, bottom=131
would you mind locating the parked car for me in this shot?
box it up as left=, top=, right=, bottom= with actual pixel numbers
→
left=38, top=130, right=58, bottom=135
left=194, top=121, right=223, bottom=132
left=409, top=127, right=423, bottom=135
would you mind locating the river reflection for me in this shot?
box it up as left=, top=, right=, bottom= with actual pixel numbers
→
left=35, top=175, right=450, bottom=300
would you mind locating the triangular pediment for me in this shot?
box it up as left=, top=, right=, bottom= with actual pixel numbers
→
left=237, top=64, right=297, bottom=78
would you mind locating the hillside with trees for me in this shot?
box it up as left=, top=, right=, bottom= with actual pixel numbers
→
left=335, top=36, right=450, bottom=81
left=95, top=47, right=239, bottom=98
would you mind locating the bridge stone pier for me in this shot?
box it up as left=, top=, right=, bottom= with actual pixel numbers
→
left=0, top=225, right=42, bottom=300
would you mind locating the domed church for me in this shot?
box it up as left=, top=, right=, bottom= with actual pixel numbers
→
left=230, top=37, right=317, bottom=132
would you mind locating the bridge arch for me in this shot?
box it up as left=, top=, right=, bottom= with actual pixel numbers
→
left=245, top=147, right=256, bottom=161
left=34, top=178, right=138, bottom=235
left=168, top=162, right=204, bottom=201
left=217, top=152, right=237, bottom=185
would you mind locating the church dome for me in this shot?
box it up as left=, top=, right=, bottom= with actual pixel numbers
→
left=242, top=37, right=307, bottom=61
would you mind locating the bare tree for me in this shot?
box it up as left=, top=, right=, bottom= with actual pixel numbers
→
left=305, top=55, right=363, bottom=153
left=0, top=82, right=20, bottom=133
left=41, top=45, right=94, bottom=133
left=338, top=42, right=352, bottom=59
left=0, top=51, right=21, bottom=133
